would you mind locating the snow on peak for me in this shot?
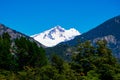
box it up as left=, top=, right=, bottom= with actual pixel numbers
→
left=31, top=26, right=80, bottom=47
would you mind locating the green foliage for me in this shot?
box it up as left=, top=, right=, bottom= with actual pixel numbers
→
left=113, top=73, right=120, bottom=80
left=0, top=33, right=48, bottom=71
left=82, top=70, right=100, bottom=80
left=0, top=32, right=120, bottom=80
left=51, top=54, right=64, bottom=73
left=15, top=37, right=48, bottom=69
left=71, top=41, right=96, bottom=74
left=0, top=33, right=17, bottom=70
left=37, top=65, right=59, bottom=80
left=71, top=40, right=120, bottom=80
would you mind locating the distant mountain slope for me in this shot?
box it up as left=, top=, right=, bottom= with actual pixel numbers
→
left=65, top=15, right=120, bottom=58
left=31, top=25, right=80, bottom=47
left=46, top=15, right=120, bottom=59
left=66, top=15, right=120, bottom=43
left=0, top=24, right=43, bottom=47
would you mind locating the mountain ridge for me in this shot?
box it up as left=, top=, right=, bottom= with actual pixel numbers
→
left=31, top=25, right=80, bottom=47
left=65, top=15, right=120, bottom=45
left=0, top=24, right=44, bottom=47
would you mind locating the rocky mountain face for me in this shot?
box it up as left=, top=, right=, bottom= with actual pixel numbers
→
left=31, top=25, right=80, bottom=47
left=0, top=24, right=43, bottom=47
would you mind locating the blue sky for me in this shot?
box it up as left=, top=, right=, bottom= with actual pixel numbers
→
left=0, top=0, right=120, bottom=35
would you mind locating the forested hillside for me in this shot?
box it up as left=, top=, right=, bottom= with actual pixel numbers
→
left=0, top=33, right=120, bottom=80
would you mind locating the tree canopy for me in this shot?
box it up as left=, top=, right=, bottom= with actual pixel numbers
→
left=0, top=33, right=120, bottom=80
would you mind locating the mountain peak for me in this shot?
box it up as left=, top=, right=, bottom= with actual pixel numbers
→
left=54, top=25, right=63, bottom=29
left=31, top=26, right=80, bottom=47
left=50, top=25, right=65, bottom=33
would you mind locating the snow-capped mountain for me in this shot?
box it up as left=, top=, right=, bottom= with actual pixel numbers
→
left=31, top=25, right=80, bottom=47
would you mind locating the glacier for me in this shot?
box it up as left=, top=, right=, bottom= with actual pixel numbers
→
left=31, top=25, right=80, bottom=47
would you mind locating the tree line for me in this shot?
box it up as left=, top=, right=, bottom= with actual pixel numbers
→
left=0, top=33, right=120, bottom=80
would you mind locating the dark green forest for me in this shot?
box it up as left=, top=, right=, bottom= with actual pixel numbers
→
left=0, top=33, right=120, bottom=80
